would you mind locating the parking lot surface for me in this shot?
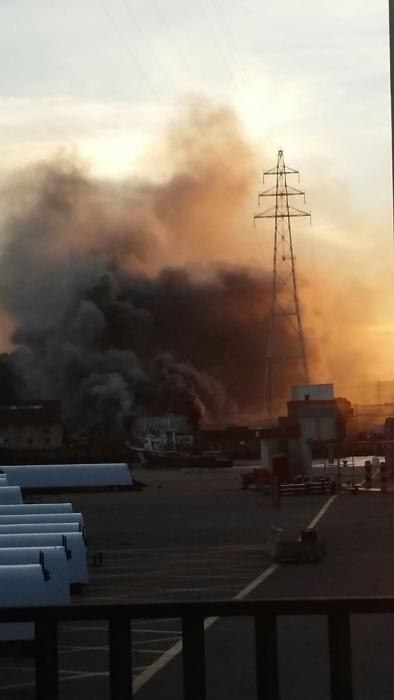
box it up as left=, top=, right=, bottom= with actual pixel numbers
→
left=0, top=468, right=328, bottom=698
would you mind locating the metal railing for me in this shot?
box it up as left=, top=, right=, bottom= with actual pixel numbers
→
left=2, top=596, right=393, bottom=699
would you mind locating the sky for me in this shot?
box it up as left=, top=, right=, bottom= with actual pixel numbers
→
left=0, top=0, right=393, bottom=391
left=0, top=1, right=390, bottom=187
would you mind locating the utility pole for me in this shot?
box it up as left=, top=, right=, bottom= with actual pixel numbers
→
left=254, top=149, right=311, bottom=417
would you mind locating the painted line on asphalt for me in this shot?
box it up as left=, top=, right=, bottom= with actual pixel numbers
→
left=232, top=563, right=279, bottom=601
left=133, top=628, right=180, bottom=634
left=60, top=645, right=108, bottom=653
left=135, top=648, right=170, bottom=654
left=0, top=664, right=151, bottom=694
left=134, top=637, right=182, bottom=646
left=0, top=668, right=97, bottom=693
left=302, top=494, right=337, bottom=531
left=61, top=671, right=110, bottom=682
left=135, top=617, right=179, bottom=623
left=358, top=467, right=379, bottom=488
left=59, top=639, right=180, bottom=653
left=0, top=664, right=35, bottom=672
left=133, top=494, right=338, bottom=694
left=132, top=639, right=183, bottom=692
left=0, top=680, right=39, bottom=692
left=65, top=624, right=107, bottom=631
left=91, top=572, right=162, bottom=579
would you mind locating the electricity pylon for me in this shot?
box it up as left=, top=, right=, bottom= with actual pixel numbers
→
left=254, top=149, right=311, bottom=417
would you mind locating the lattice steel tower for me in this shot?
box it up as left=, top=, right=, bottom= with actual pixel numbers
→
left=254, top=149, right=311, bottom=416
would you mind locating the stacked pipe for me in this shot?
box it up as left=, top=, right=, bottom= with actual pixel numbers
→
left=0, top=471, right=89, bottom=642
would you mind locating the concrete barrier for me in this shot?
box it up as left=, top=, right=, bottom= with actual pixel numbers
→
left=0, top=533, right=88, bottom=586
left=0, top=487, right=22, bottom=505
left=0, top=503, right=73, bottom=515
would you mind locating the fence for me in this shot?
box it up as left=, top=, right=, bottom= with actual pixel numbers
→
left=2, top=596, right=393, bottom=699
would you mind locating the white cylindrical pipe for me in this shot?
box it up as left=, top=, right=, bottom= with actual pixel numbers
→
left=0, top=513, right=85, bottom=529
left=0, top=523, right=81, bottom=535
left=0, top=533, right=88, bottom=585
left=0, top=487, right=22, bottom=504
left=0, top=562, right=69, bottom=641
left=1, top=463, right=133, bottom=488
left=0, top=503, right=73, bottom=514
left=0, top=546, right=70, bottom=593
left=0, top=563, right=46, bottom=601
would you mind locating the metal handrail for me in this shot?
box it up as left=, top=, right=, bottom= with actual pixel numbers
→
left=1, top=596, right=394, bottom=620
left=2, top=596, right=391, bottom=699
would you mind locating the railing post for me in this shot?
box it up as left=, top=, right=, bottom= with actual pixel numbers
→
left=182, top=615, right=206, bottom=700
left=35, top=619, right=58, bottom=700
left=255, top=613, right=279, bottom=700
left=108, top=618, right=132, bottom=699
left=328, top=612, right=353, bottom=700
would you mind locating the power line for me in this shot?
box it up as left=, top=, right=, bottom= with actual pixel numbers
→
left=122, top=0, right=182, bottom=94
left=208, top=0, right=250, bottom=87
left=98, top=0, right=250, bottom=105
left=149, top=0, right=196, bottom=86
left=97, top=0, right=162, bottom=100
left=197, top=0, right=241, bottom=94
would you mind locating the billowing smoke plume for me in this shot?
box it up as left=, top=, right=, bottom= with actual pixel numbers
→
left=0, top=105, right=282, bottom=432
left=0, top=103, right=387, bottom=433
left=0, top=256, right=277, bottom=429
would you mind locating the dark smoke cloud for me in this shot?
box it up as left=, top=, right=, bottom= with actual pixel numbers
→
left=0, top=252, right=275, bottom=429
left=0, top=105, right=305, bottom=432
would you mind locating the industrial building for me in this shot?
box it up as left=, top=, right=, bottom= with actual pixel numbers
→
left=196, top=424, right=262, bottom=459
left=132, top=414, right=193, bottom=451
left=259, top=384, right=353, bottom=477
left=287, top=384, right=351, bottom=443
left=129, top=384, right=355, bottom=472
left=0, top=402, right=63, bottom=450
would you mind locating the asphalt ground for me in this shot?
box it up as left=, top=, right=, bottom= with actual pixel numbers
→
left=0, top=468, right=328, bottom=699
left=1, top=467, right=394, bottom=699
left=132, top=483, right=394, bottom=700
